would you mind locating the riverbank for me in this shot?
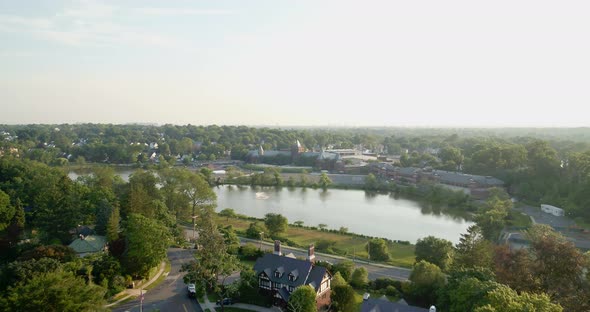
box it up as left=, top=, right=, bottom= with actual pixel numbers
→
left=213, top=215, right=416, bottom=268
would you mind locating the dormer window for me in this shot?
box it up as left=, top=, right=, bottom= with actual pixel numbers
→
left=275, top=271, right=281, bottom=278
left=288, top=274, right=295, bottom=281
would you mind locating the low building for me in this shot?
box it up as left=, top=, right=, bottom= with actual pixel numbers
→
left=68, top=235, right=107, bottom=257
left=253, top=241, right=331, bottom=310
left=541, top=204, right=565, bottom=217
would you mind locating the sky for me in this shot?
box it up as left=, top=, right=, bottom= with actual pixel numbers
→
left=1, top=0, right=589, bottom=127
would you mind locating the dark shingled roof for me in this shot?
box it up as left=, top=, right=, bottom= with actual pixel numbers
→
left=361, top=299, right=429, bottom=312
left=253, top=253, right=328, bottom=292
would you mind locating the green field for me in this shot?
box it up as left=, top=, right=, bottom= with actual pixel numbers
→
left=214, top=216, right=415, bottom=268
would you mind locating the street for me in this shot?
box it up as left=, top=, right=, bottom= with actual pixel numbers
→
left=112, top=248, right=201, bottom=312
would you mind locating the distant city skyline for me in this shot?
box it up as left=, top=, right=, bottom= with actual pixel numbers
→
left=1, top=0, right=589, bottom=127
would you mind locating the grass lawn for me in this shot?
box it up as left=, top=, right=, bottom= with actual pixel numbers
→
left=214, top=216, right=416, bottom=268
left=207, top=292, right=221, bottom=302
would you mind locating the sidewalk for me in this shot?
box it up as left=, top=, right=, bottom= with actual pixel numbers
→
left=105, top=261, right=168, bottom=308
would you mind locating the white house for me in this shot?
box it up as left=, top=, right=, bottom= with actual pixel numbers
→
left=541, top=204, right=565, bottom=217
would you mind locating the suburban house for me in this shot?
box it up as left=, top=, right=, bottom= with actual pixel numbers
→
left=361, top=298, right=433, bottom=312
left=253, top=241, right=331, bottom=310
left=68, top=235, right=107, bottom=257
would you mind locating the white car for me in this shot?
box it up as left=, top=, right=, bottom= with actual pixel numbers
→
left=187, top=283, right=196, bottom=297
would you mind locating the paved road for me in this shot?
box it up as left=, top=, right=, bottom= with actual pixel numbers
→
left=239, top=237, right=411, bottom=281
left=112, top=248, right=201, bottom=312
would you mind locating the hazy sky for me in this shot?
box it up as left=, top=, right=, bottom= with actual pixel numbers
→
left=1, top=0, right=589, bottom=127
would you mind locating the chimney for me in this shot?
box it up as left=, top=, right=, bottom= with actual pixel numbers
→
left=307, top=244, right=316, bottom=263
left=274, top=240, right=282, bottom=256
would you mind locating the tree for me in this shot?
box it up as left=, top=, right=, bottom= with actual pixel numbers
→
left=437, top=267, right=498, bottom=312
left=288, top=286, right=317, bottom=312
left=106, top=204, right=120, bottom=242
left=319, top=173, right=332, bottom=189
left=404, top=260, right=446, bottom=307
left=182, top=210, right=239, bottom=312
left=0, top=271, right=107, bottom=312
left=264, top=213, right=288, bottom=236
left=366, top=238, right=390, bottom=262
left=453, top=225, right=493, bottom=270
left=475, top=207, right=508, bottom=241
left=294, top=220, right=304, bottom=227
left=474, top=284, right=562, bottom=312
left=122, top=213, right=171, bottom=278
left=364, top=173, right=378, bottom=190
left=245, top=221, right=266, bottom=239
left=350, top=267, right=368, bottom=288
left=0, top=189, right=14, bottom=231
left=219, top=208, right=237, bottom=220
left=415, top=236, right=454, bottom=271
left=180, top=171, right=216, bottom=234
left=35, top=175, right=81, bottom=243
left=18, top=245, right=76, bottom=263
left=318, top=223, right=328, bottom=230
left=332, top=260, right=355, bottom=282
left=331, top=284, right=356, bottom=312
left=330, top=272, right=347, bottom=287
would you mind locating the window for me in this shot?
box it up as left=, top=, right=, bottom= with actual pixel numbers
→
left=275, top=271, right=281, bottom=278
left=260, top=279, right=270, bottom=288
left=289, top=286, right=294, bottom=292
left=288, top=274, right=295, bottom=281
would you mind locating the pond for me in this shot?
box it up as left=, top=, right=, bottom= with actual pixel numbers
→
left=214, top=185, right=474, bottom=244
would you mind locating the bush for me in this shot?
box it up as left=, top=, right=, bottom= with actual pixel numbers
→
left=240, top=243, right=263, bottom=259
left=385, top=285, right=400, bottom=297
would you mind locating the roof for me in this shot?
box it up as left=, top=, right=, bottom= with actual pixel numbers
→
left=68, top=235, right=107, bottom=254
left=432, top=170, right=504, bottom=186
left=361, top=299, right=429, bottom=312
left=319, top=151, right=340, bottom=160
left=254, top=253, right=328, bottom=292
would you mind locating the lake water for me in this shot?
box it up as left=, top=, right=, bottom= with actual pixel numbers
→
left=68, top=170, right=474, bottom=244
left=214, top=185, right=473, bottom=244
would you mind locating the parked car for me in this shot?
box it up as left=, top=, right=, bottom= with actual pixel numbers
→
left=216, top=298, right=233, bottom=305
left=187, top=283, right=196, bottom=298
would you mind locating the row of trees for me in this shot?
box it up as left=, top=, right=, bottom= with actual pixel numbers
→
left=0, top=156, right=219, bottom=310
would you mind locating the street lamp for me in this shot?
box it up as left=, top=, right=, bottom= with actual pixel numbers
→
left=259, top=232, right=264, bottom=250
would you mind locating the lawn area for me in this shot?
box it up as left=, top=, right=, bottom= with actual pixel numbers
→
left=207, top=292, right=221, bottom=302
left=214, top=215, right=416, bottom=268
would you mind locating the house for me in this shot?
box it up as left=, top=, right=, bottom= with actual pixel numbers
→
left=361, top=298, right=432, bottom=312
left=68, top=235, right=107, bottom=257
left=253, top=241, right=331, bottom=310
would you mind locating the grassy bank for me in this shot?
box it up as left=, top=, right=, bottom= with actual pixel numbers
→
left=214, top=215, right=415, bottom=268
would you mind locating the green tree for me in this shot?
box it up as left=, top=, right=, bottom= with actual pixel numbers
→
left=219, top=208, right=237, bottom=220
left=288, top=286, right=317, bottom=312
left=453, top=225, right=493, bottom=270
left=264, top=213, right=288, bottom=236
left=366, top=238, right=390, bottom=262
left=350, top=267, right=368, bottom=288
left=0, top=189, right=15, bottom=231
left=404, top=260, right=446, bottom=307
left=180, top=171, right=216, bottom=234
left=474, top=284, right=562, bottom=312
left=0, top=271, right=107, bottom=312
left=122, top=213, right=171, bottom=278
left=245, top=221, right=266, bottom=239
left=182, top=210, right=239, bottom=311
left=415, top=236, right=454, bottom=271
left=331, top=284, right=356, bottom=312
left=106, top=204, right=120, bottom=242
left=319, top=173, right=332, bottom=189
left=330, top=272, right=347, bottom=287
left=332, top=260, right=355, bottom=282
left=35, top=175, right=82, bottom=243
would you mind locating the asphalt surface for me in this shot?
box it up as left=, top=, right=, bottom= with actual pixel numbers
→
left=112, top=248, right=201, bottom=312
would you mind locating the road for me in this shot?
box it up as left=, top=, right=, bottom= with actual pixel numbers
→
left=239, top=237, right=411, bottom=281
left=112, top=248, right=201, bottom=312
